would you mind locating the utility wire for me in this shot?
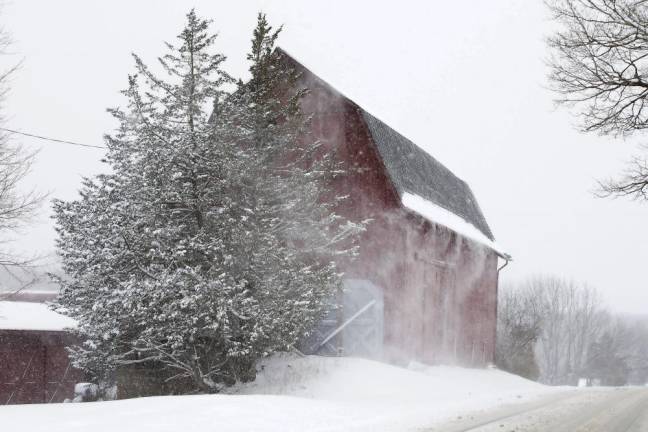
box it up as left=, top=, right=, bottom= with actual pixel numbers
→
left=0, top=127, right=106, bottom=149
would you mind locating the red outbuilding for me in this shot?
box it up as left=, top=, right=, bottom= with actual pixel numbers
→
left=0, top=296, right=80, bottom=404
left=281, top=50, right=510, bottom=366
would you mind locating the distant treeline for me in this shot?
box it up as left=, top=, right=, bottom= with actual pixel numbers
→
left=496, top=275, right=648, bottom=386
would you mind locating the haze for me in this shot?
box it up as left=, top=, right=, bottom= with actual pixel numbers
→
left=3, top=0, right=646, bottom=314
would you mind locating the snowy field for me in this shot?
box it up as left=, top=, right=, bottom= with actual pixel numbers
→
left=0, top=355, right=567, bottom=432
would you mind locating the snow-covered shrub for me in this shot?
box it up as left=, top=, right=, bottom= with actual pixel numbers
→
left=72, top=383, right=99, bottom=402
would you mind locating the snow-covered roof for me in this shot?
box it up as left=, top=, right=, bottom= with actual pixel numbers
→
left=402, top=193, right=508, bottom=257
left=0, top=301, right=77, bottom=332
left=360, top=110, right=495, bottom=241
left=0, top=290, right=58, bottom=303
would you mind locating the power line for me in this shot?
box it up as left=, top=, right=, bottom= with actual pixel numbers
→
left=0, top=127, right=106, bottom=149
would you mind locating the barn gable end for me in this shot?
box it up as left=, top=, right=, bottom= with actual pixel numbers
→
left=282, top=49, right=502, bottom=366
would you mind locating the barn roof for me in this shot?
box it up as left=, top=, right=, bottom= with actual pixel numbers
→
left=360, top=110, right=495, bottom=241
left=279, top=48, right=506, bottom=255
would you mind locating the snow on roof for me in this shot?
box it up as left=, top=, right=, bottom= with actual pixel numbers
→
left=360, top=109, right=495, bottom=240
left=0, top=301, right=76, bottom=332
left=402, top=192, right=509, bottom=258
left=0, top=290, right=58, bottom=303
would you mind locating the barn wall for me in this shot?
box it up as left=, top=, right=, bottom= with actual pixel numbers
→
left=296, top=64, right=499, bottom=367
left=0, top=330, right=81, bottom=404
left=345, top=197, right=498, bottom=367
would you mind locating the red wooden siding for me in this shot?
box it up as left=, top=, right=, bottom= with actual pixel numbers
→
left=0, top=330, right=81, bottom=404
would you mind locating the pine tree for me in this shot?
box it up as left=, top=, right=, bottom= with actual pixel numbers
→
left=53, top=10, right=363, bottom=393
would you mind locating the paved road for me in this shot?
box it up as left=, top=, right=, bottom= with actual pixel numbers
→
left=426, top=388, right=648, bottom=432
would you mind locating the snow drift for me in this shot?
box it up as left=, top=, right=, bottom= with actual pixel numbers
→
left=0, top=355, right=563, bottom=432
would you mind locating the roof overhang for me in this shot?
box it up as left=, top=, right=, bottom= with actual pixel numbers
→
left=401, top=192, right=511, bottom=260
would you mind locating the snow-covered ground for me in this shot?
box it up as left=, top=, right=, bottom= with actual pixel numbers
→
left=0, top=355, right=566, bottom=432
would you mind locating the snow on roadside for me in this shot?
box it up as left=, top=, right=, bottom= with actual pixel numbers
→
left=238, top=355, right=563, bottom=428
left=0, top=355, right=566, bottom=432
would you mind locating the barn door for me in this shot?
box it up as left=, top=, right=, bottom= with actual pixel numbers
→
left=421, top=266, right=456, bottom=364
left=341, top=279, right=384, bottom=357
left=304, top=279, right=384, bottom=358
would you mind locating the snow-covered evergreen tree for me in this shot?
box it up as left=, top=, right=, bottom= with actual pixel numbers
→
left=53, top=10, right=363, bottom=393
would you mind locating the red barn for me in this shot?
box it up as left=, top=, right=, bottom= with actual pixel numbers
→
left=0, top=297, right=81, bottom=404
left=282, top=50, right=510, bottom=367
left=0, top=51, right=507, bottom=404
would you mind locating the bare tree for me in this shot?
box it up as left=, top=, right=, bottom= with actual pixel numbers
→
left=594, top=316, right=648, bottom=385
left=499, top=276, right=608, bottom=385
left=496, top=285, right=543, bottom=380
left=546, top=0, right=648, bottom=198
left=499, top=274, right=648, bottom=386
left=0, top=10, right=45, bottom=298
left=622, top=318, right=648, bottom=384
left=582, top=315, right=648, bottom=385
left=533, top=277, right=609, bottom=385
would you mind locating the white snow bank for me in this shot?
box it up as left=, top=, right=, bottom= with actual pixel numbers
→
left=0, top=355, right=564, bottom=432
left=0, top=301, right=76, bottom=331
left=401, top=192, right=509, bottom=257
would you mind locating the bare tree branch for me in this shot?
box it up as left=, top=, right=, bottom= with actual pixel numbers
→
left=547, top=0, right=648, bottom=199
left=0, top=5, right=47, bottom=297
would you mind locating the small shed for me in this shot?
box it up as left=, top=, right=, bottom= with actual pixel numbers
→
left=0, top=299, right=80, bottom=404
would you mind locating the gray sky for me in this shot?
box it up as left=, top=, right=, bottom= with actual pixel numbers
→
left=3, top=0, right=647, bottom=313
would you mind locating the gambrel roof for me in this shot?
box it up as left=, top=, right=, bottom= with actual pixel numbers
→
left=279, top=48, right=504, bottom=255
left=360, top=110, right=495, bottom=241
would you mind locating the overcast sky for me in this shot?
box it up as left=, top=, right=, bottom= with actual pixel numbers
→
left=2, top=0, right=647, bottom=313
